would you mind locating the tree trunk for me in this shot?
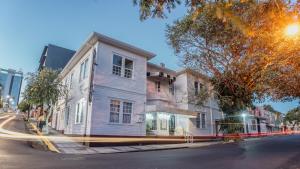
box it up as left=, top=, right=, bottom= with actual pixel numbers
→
left=44, top=103, right=52, bottom=135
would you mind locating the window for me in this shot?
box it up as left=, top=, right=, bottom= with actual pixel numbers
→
left=83, top=59, right=89, bottom=79
left=196, top=113, right=206, bottom=129
left=199, top=83, right=204, bottom=90
left=75, top=100, right=85, bottom=124
left=110, top=100, right=120, bottom=123
left=69, top=73, right=74, bottom=89
left=155, top=81, right=160, bottom=92
left=169, top=82, right=175, bottom=95
left=122, top=102, right=132, bottom=123
left=146, top=113, right=157, bottom=130
left=65, top=106, right=70, bottom=126
left=79, top=58, right=89, bottom=81
left=201, top=113, right=206, bottom=129
left=196, top=113, right=200, bottom=128
left=251, top=119, right=257, bottom=130
left=79, top=62, right=84, bottom=81
left=112, top=54, right=134, bottom=78
left=112, top=55, right=122, bottom=76
left=194, top=81, right=199, bottom=95
left=160, top=119, right=167, bottom=130
left=124, top=59, right=133, bottom=78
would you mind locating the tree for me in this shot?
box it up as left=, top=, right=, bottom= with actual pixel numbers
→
left=18, top=99, right=31, bottom=119
left=23, top=68, right=67, bottom=133
left=284, top=107, right=300, bottom=130
left=134, top=0, right=300, bottom=101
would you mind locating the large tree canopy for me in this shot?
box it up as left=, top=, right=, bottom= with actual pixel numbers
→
left=23, top=68, right=66, bottom=110
left=165, top=1, right=300, bottom=105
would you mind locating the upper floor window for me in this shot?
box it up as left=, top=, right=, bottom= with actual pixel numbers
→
left=169, top=82, right=175, bottom=95
left=124, top=59, right=133, bottom=78
left=112, top=54, right=133, bottom=79
left=194, top=81, right=205, bottom=96
left=112, top=55, right=122, bottom=76
left=194, top=81, right=199, bottom=95
left=79, top=58, right=89, bottom=81
left=155, top=81, right=161, bottom=92
left=69, top=73, right=74, bottom=89
left=200, top=83, right=204, bottom=89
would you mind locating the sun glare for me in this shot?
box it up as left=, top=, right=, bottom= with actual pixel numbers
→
left=285, top=23, right=300, bottom=37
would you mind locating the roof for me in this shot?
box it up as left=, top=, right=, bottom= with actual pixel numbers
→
left=147, top=62, right=176, bottom=75
left=38, top=44, right=76, bottom=71
left=60, top=32, right=156, bottom=77
left=94, top=32, right=156, bottom=60
left=176, top=68, right=210, bottom=81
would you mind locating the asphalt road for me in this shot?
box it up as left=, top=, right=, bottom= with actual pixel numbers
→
left=1, top=114, right=300, bottom=169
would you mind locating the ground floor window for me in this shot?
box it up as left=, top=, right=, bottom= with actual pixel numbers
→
left=146, top=113, right=157, bottom=131
left=160, top=119, right=167, bottom=130
left=196, top=113, right=206, bottom=129
left=109, top=99, right=133, bottom=124
left=110, top=100, right=120, bottom=123
left=122, top=102, right=132, bottom=124
left=251, top=119, right=257, bottom=130
left=75, top=99, right=85, bottom=124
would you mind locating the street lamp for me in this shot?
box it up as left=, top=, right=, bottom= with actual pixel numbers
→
left=284, top=23, right=300, bottom=37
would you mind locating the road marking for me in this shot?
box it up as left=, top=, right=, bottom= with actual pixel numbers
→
left=29, top=123, right=60, bottom=153
left=0, top=115, right=11, bottom=120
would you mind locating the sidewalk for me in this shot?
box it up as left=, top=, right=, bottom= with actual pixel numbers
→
left=46, top=128, right=221, bottom=154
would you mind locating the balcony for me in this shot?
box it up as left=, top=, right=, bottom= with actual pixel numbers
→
left=147, top=71, right=176, bottom=82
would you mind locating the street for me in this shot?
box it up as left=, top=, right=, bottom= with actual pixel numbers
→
left=0, top=114, right=299, bottom=169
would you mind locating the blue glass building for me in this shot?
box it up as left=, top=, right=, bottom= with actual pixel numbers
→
left=0, top=68, right=23, bottom=108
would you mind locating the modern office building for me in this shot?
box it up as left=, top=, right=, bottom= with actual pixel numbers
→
left=0, top=68, right=23, bottom=108
left=38, top=44, right=76, bottom=71
left=50, top=32, right=223, bottom=137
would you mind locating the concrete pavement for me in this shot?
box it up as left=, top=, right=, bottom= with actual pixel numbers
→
left=46, top=126, right=221, bottom=154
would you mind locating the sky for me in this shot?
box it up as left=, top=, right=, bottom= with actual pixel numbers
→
left=0, top=0, right=298, bottom=113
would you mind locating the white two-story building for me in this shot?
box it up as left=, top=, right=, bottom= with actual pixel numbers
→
left=51, top=32, right=223, bottom=137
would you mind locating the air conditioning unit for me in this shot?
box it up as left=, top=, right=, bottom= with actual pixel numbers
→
left=136, top=114, right=145, bottom=123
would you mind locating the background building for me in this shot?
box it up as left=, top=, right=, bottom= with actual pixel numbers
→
left=0, top=68, right=23, bottom=109
left=38, top=44, right=75, bottom=71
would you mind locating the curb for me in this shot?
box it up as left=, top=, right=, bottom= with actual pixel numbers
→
left=28, top=123, right=60, bottom=153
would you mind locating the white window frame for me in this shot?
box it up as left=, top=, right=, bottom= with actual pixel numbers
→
left=112, top=54, right=122, bottom=77
left=251, top=119, right=257, bottom=131
left=75, top=99, right=85, bottom=124
left=112, top=54, right=134, bottom=79
left=201, top=113, right=206, bottom=129
left=124, top=58, right=133, bottom=79
left=79, top=58, right=89, bottom=81
left=109, top=100, right=121, bottom=123
left=109, top=99, right=133, bottom=124
left=122, top=102, right=133, bottom=124
left=69, top=72, right=74, bottom=89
